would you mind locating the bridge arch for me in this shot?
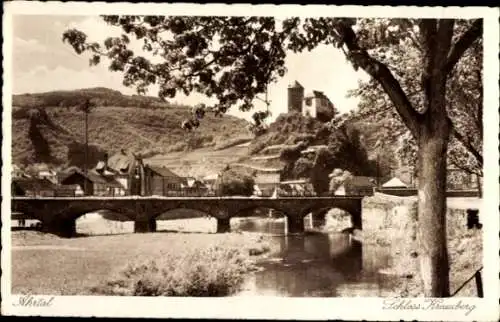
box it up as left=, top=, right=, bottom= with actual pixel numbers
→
left=63, top=207, right=137, bottom=222
left=300, top=204, right=361, bottom=231
left=74, top=210, right=134, bottom=236
left=229, top=206, right=289, bottom=235
left=232, top=206, right=290, bottom=218
left=153, top=208, right=216, bottom=233
left=155, top=207, right=212, bottom=220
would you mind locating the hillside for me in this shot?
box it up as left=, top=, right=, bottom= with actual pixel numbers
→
left=234, top=110, right=398, bottom=181
left=12, top=87, right=171, bottom=109
left=11, top=87, right=400, bottom=180
left=248, top=112, right=327, bottom=155
left=12, top=88, right=252, bottom=169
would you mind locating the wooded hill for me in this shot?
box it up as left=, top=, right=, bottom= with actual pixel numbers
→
left=12, top=87, right=252, bottom=169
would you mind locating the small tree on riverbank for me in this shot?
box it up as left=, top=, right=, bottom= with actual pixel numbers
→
left=215, top=168, right=255, bottom=196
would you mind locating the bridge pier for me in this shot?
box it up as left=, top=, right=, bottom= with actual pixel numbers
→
left=287, top=216, right=305, bottom=234
left=134, top=218, right=157, bottom=233
left=42, top=219, right=76, bottom=238
left=216, top=218, right=231, bottom=233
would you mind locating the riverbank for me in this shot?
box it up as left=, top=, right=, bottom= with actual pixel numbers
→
left=357, top=193, right=483, bottom=297
left=11, top=229, right=273, bottom=295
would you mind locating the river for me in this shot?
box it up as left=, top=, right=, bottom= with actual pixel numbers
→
left=21, top=212, right=398, bottom=297
left=232, top=217, right=396, bottom=297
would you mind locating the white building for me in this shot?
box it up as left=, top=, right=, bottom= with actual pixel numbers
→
left=302, top=90, right=334, bottom=119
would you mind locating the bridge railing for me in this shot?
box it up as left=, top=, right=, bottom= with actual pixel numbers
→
left=278, top=190, right=317, bottom=197
left=13, top=187, right=370, bottom=198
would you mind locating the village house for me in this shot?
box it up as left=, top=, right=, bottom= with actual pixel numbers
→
left=253, top=169, right=281, bottom=197
left=181, top=177, right=208, bottom=196
left=60, top=168, right=125, bottom=196
left=144, top=165, right=186, bottom=196
left=12, top=177, right=57, bottom=197
left=105, top=150, right=143, bottom=195
left=12, top=164, right=29, bottom=179
left=87, top=150, right=190, bottom=196
left=37, top=168, right=58, bottom=184
left=333, top=176, right=375, bottom=196
left=202, top=173, right=219, bottom=190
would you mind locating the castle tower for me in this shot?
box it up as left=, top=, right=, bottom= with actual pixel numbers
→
left=287, top=81, right=304, bottom=113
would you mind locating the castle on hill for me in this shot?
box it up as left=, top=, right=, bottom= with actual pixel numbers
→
left=287, top=81, right=336, bottom=122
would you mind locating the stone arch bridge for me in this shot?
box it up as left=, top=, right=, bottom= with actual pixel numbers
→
left=11, top=196, right=363, bottom=237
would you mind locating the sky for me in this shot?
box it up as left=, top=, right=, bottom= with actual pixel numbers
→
left=11, top=15, right=369, bottom=122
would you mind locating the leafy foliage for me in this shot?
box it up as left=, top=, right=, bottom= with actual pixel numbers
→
left=91, top=246, right=254, bottom=296
left=275, top=115, right=376, bottom=194
left=347, top=21, right=483, bottom=176
left=214, top=167, right=255, bottom=196
left=63, top=16, right=292, bottom=123
left=328, top=169, right=353, bottom=192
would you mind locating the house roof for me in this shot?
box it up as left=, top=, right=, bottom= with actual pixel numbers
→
left=147, top=165, right=180, bottom=178
left=107, top=151, right=138, bottom=174
left=304, top=90, right=328, bottom=99
left=86, top=170, right=124, bottom=187
left=382, top=177, right=408, bottom=188
left=60, top=169, right=124, bottom=188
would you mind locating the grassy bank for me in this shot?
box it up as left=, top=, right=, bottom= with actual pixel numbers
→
left=11, top=230, right=272, bottom=296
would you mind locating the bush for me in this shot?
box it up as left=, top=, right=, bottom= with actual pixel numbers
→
left=215, top=168, right=255, bottom=196
left=91, top=246, right=255, bottom=296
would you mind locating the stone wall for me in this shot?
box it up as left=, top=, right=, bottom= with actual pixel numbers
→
left=359, top=193, right=483, bottom=297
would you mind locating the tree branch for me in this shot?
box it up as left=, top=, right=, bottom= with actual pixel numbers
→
left=449, top=121, right=483, bottom=167
left=335, top=24, right=423, bottom=137
left=449, top=155, right=482, bottom=176
left=444, top=19, right=482, bottom=74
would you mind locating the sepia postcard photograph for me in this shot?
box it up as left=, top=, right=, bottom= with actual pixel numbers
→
left=1, top=2, right=499, bottom=321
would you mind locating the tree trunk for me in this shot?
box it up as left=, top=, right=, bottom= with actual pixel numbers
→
left=417, top=123, right=451, bottom=297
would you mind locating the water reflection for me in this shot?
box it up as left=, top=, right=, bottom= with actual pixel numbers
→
left=232, top=217, right=393, bottom=297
